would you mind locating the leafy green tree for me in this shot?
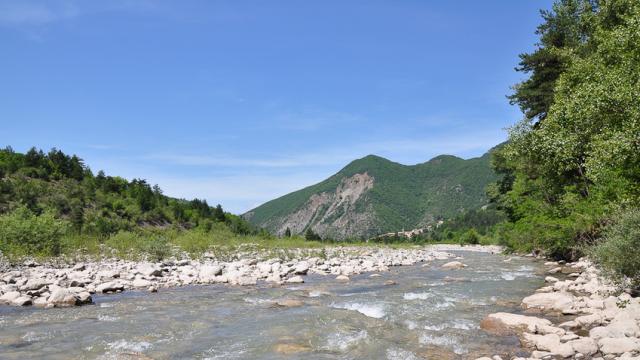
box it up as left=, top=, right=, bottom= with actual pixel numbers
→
left=284, top=227, right=292, bottom=237
left=494, top=0, right=640, bottom=259
left=508, top=0, right=597, bottom=123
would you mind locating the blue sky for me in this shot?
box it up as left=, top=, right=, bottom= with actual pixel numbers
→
left=1, top=0, right=552, bottom=213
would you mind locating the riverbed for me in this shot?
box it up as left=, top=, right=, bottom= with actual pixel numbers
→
left=0, top=251, right=544, bottom=359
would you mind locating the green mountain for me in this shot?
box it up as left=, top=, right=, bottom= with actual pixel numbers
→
left=244, top=150, right=498, bottom=240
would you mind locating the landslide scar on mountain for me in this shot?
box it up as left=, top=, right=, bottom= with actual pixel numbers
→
left=272, top=173, right=375, bottom=237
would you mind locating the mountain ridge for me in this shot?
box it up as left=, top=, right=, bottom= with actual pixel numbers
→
left=244, top=150, right=498, bottom=240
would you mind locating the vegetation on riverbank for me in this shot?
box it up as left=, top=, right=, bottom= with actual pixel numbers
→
left=488, top=0, right=640, bottom=287
left=0, top=146, right=273, bottom=259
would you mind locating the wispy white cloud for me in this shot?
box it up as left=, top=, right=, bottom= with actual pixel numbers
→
left=145, top=129, right=503, bottom=170
left=0, top=0, right=164, bottom=28
left=84, top=128, right=506, bottom=214
left=0, top=0, right=79, bottom=26
left=267, top=108, right=364, bottom=132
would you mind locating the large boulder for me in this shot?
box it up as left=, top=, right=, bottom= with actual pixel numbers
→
left=480, top=312, right=553, bottom=336
left=522, top=292, right=574, bottom=312
left=598, top=337, right=640, bottom=355
left=20, top=278, right=49, bottom=291
left=521, top=333, right=575, bottom=358
left=47, top=288, right=82, bottom=307
left=590, top=318, right=640, bottom=340
left=567, top=337, right=598, bottom=356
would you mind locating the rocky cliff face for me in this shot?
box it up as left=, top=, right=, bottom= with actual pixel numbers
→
left=260, top=173, right=377, bottom=239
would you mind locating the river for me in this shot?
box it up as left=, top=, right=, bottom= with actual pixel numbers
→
left=0, top=251, right=544, bottom=359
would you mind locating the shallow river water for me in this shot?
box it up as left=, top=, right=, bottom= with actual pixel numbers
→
left=0, top=251, right=544, bottom=359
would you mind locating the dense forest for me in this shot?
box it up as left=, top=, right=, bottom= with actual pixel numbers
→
left=0, top=146, right=262, bottom=258
left=488, top=0, right=639, bottom=287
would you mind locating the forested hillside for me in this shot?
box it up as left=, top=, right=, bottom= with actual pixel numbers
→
left=490, top=0, right=640, bottom=287
left=245, top=151, right=498, bottom=240
left=0, top=146, right=257, bottom=257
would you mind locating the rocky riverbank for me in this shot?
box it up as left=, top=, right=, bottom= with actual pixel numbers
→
left=476, top=258, right=640, bottom=360
left=0, top=244, right=498, bottom=309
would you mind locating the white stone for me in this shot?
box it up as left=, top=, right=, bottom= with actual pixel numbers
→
left=441, top=261, right=466, bottom=270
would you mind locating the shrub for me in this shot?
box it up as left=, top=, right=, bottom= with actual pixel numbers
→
left=459, top=229, right=480, bottom=245
left=0, top=206, right=68, bottom=257
left=589, top=209, right=640, bottom=291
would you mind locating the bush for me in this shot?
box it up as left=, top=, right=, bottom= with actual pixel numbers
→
left=0, top=207, right=68, bottom=257
left=458, top=229, right=480, bottom=245
left=589, top=209, right=640, bottom=291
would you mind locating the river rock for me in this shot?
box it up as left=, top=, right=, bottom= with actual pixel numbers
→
left=285, top=276, right=304, bottom=284
left=567, top=337, right=598, bottom=356
left=590, top=318, right=640, bottom=339
left=441, top=261, right=467, bottom=270
left=12, top=295, right=32, bottom=306
left=137, top=264, right=163, bottom=277
left=522, top=333, right=575, bottom=358
left=230, top=276, right=257, bottom=286
left=335, top=275, right=350, bottom=281
left=294, top=261, right=310, bottom=275
left=132, top=278, right=152, bottom=288
left=273, top=343, right=311, bottom=354
left=275, top=299, right=304, bottom=307
left=96, top=281, right=124, bottom=293
left=47, top=288, right=79, bottom=307
left=598, top=337, right=640, bottom=355
left=0, top=291, right=21, bottom=304
left=480, top=312, right=553, bottom=336
left=548, top=267, right=562, bottom=274
left=522, top=292, right=574, bottom=312
left=21, top=278, right=48, bottom=291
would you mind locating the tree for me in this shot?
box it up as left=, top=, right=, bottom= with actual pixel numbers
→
left=494, top=0, right=640, bottom=259
left=284, top=227, right=292, bottom=237
left=213, top=204, right=225, bottom=222
left=508, top=0, right=597, bottom=123
left=305, top=228, right=321, bottom=241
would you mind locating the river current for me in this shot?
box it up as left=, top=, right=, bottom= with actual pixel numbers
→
left=0, top=251, right=544, bottom=359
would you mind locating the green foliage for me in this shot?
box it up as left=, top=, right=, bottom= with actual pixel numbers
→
left=0, top=146, right=258, bottom=235
left=305, top=228, right=322, bottom=241
left=458, top=229, right=481, bottom=245
left=492, top=0, right=640, bottom=262
left=589, top=209, right=640, bottom=291
left=0, top=207, right=68, bottom=256
left=509, top=0, right=597, bottom=122
left=0, top=146, right=261, bottom=257
left=247, top=152, right=498, bottom=240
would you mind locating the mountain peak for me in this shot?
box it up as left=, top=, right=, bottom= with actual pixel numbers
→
left=245, top=150, right=498, bottom=240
